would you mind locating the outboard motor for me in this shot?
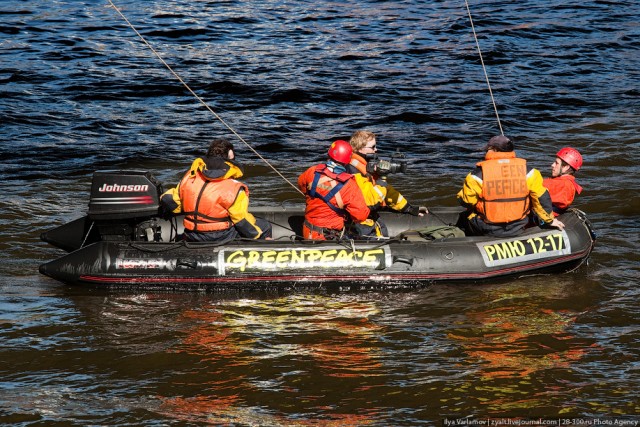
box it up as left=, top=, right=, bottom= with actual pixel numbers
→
left=88, top=170, right=164, bottom=242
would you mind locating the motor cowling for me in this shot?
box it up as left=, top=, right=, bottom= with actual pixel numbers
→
left=89, top=170, right=162, bottom=220
left=88, top=171, right=164, bottom=242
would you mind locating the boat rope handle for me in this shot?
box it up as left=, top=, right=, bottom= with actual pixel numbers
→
left=106, top=0, right=304, bottom=196
left=463, top=0, right=504, bottom=135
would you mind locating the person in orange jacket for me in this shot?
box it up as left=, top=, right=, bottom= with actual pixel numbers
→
left=160, top=139, right=272, bottom=242
left=543, top=147, right=583, bottom=216
left=298, top=140, right=370, bottom=240
left=457, top=135, right=564, bottom=237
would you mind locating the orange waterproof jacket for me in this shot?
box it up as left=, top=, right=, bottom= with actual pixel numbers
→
left=298, top=164, right=370, bottom=231
left=543, top=175, right=582, bottom=215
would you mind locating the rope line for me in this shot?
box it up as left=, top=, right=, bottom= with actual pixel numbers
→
left=106, top=0, right=303, bottom=195
left=463, top=0, right=504, bottom=135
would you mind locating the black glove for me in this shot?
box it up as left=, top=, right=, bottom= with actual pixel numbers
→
left=406, top=205, right=421, bottom=216
left=158, top=205, right=174, bottom=220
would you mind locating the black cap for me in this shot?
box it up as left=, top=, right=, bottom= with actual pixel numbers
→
left=485, top=135, right=514, bottom=152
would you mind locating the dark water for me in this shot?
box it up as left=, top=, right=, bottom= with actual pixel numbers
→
left=1, top=0, right=639, bottom=424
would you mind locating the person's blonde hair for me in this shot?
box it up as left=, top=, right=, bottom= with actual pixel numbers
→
left=349, top=130, right=376, bottom=152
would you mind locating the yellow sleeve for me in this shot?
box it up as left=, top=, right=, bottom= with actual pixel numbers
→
left=527, top=169, right=554, bottom=224
left=382, top=181, right=408, bottom=211
left=457, top=172, right=482, bottom=209
left=160, top=186, right=183, bottom=214
left=228, top=190, right=263, bottom=239
left=354, top=174, right=385, bottom=209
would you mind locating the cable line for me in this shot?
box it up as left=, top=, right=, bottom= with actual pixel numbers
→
left=106, top=0, right=303, bottom=195
left=464, top=0, right=504, bottom=135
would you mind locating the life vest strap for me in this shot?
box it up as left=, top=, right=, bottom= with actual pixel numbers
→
left=309, top=171, right=347, bottom=216
left=484, top=196, right=529, bottom=203
left=183, top=210, right=231, bottom=223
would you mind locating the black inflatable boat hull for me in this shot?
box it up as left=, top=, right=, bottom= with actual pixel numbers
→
left=40, top=207, right=595, bottom=289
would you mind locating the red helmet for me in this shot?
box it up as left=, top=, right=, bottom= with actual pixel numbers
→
left=328, top=140, right=352, bottom=164
left=556, top=147, right=583, bottom=171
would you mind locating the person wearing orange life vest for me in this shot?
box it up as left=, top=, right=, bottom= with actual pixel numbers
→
left=457, top=135, right=564, bottom=237
left=160, top=139, right=272, bottom=242
left=347, top=130, right=427, bottom=238
left=298, top=140, right=370, bottom=240
left=543, top=147, right=583, bottom=216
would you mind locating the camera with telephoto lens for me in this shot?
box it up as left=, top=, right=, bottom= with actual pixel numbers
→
left=366, top=151, right=408, bottom=176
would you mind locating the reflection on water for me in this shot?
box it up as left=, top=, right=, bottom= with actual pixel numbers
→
left=1, top=275, right=638, bottom=424
left=461, top=307, right=588, bottom=379
left=449, top=280, right=595, bottom=380
left=158, top=295, right=383, bottom=424
left=437, top=278, right=638, bottom=416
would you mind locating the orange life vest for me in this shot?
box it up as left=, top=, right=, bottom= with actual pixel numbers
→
left=179, top=172, right=247, bottom=232
left=476, top=154, right=530, bottom=224
left=349, top=153, right=370, bottom=178
left=348, top=153, right=387, bottom=208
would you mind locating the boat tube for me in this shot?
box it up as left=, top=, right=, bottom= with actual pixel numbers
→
left=39, top=170, right=596, bottom=289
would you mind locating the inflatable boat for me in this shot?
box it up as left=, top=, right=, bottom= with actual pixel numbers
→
left=39, top=171, right=596, bottom=290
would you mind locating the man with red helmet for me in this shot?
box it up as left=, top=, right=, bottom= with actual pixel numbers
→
left=298, top=140, right=370, bottom=240
left=543, top=147, right=583, bottom=216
